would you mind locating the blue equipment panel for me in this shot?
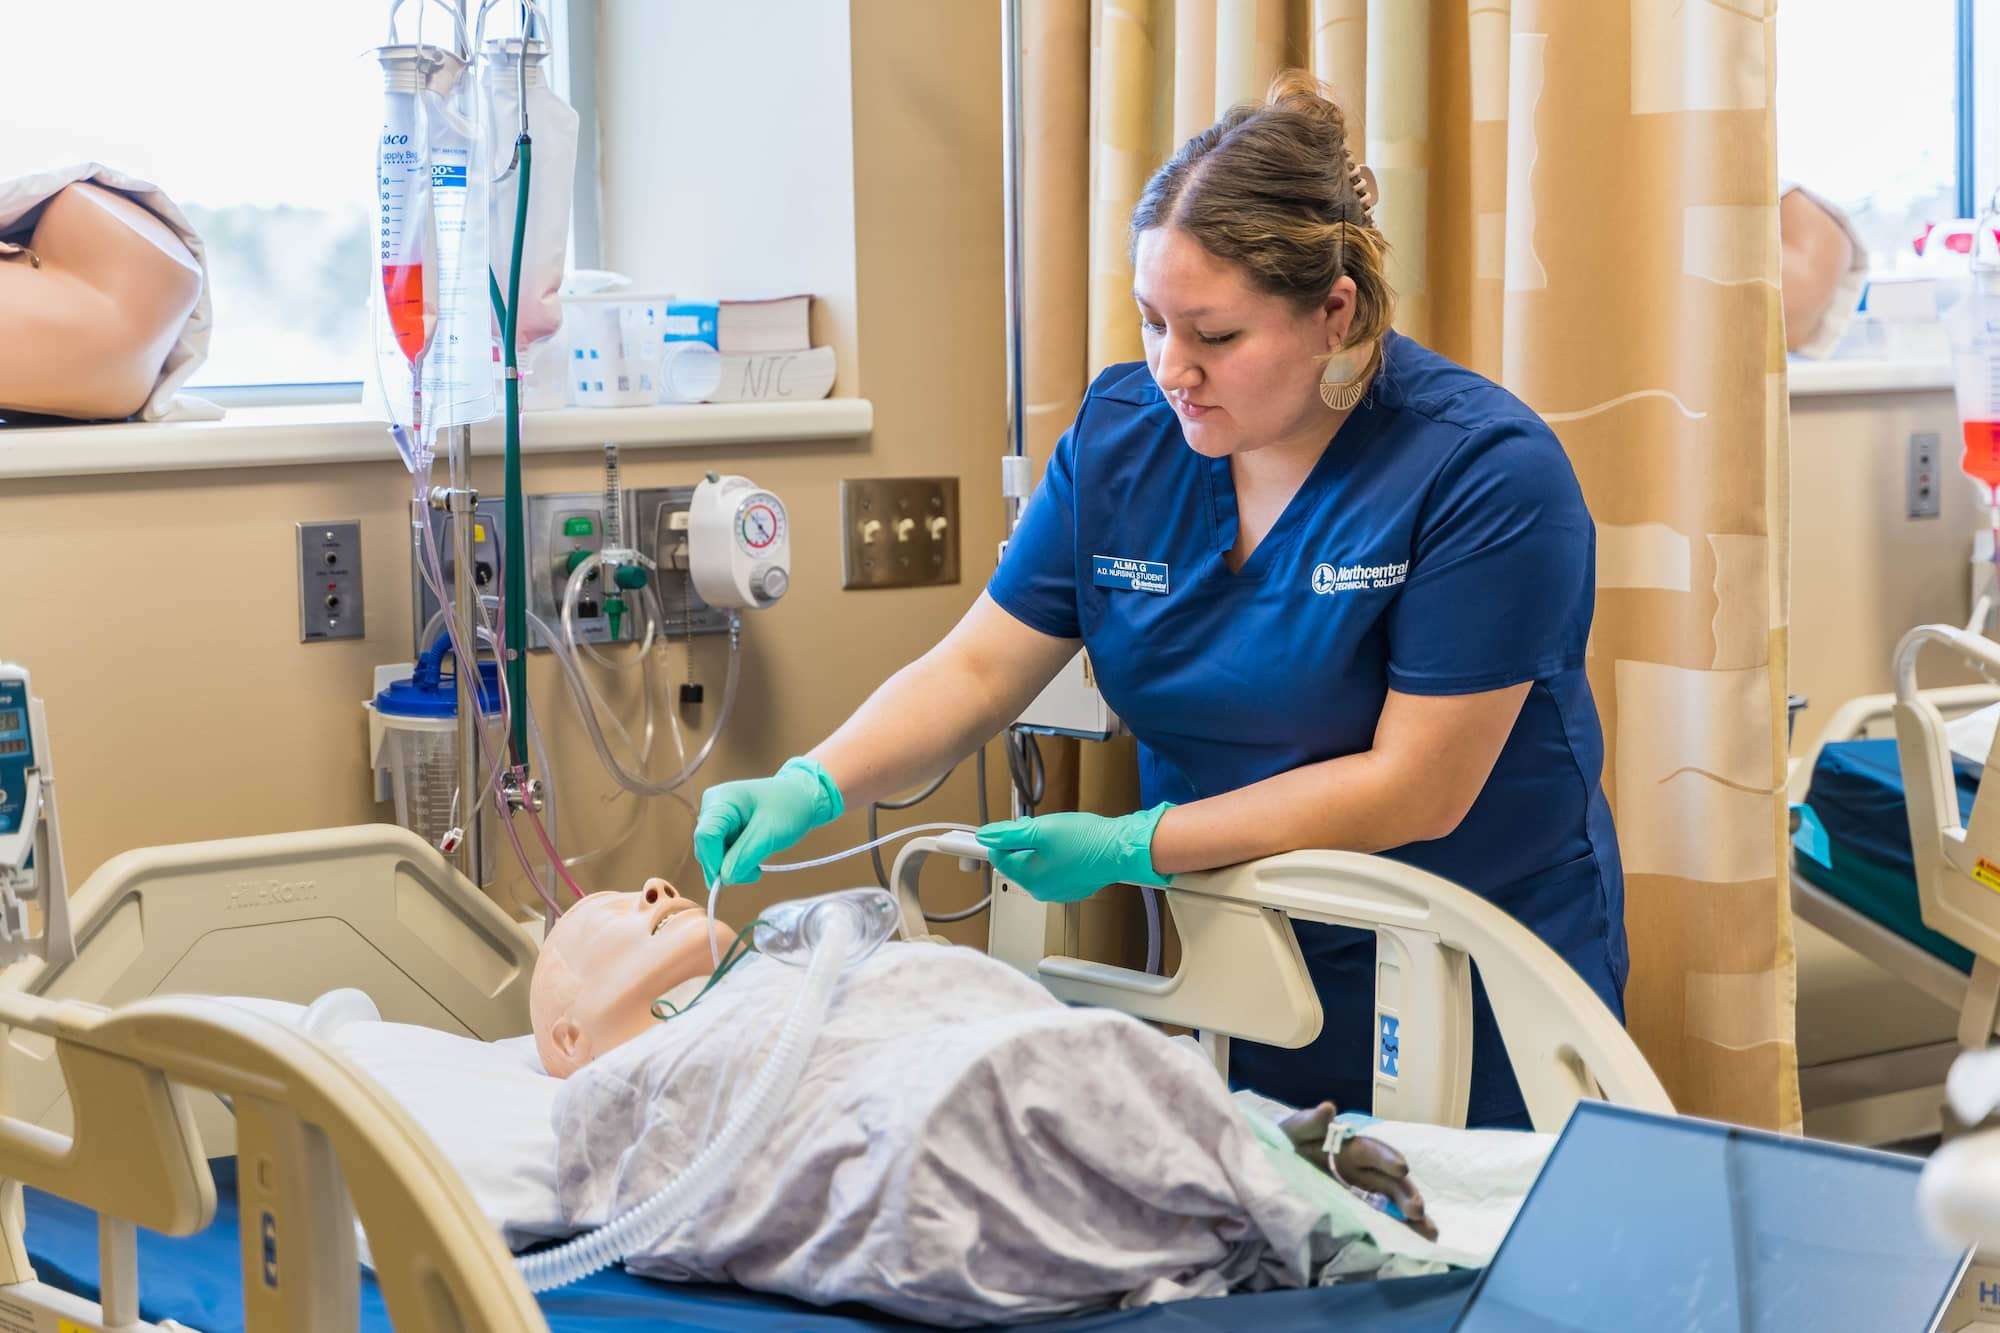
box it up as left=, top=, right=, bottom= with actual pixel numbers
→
left=0, top=673, right=32, bottom=854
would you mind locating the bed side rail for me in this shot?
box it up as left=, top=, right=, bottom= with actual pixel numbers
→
left=0, top=824, right=537, bottom=1157
left=891, top=834, right=1670, bottom=1133
left=0, top=991, right=547, bottom=1333
left=1894, top=626, right=2000, bottom=1046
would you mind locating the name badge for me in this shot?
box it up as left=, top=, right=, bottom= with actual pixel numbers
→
left=1092, top=555, right=1169, bottom=595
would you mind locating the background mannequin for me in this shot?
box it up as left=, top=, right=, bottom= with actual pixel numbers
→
left=0, top=181, right=202, bottom=420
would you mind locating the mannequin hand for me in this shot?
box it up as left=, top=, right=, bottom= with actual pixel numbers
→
left=1279, top=1101, right=1439, bottom=1241
left=693, top=757, right=844, bottom=886
left=973, top=804, right=1172, bottom=903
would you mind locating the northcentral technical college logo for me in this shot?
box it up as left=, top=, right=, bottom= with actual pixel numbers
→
left=1311, top=559, right=1409, bottom=595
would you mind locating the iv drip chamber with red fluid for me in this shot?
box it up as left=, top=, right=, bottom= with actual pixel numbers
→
left=377, top=88, right=435, bottom=367
left=382, top=260, right=431, bottom=365
left=1965, top=419, right=2000, bottom=500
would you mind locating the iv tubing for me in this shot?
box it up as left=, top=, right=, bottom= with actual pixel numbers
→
left=412, top=485, right=514, bottom=813
left=515, top=904, right=857, bottom=1292
left=413, top=612, right=571, bottom=910
left=424, top=602, right=672, bottom=901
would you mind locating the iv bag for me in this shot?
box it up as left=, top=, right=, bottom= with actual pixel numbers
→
left=372, top=42, right=497, bottom=472
left=1950, top=193, right=2000, bottom=501
left=483, top=34, right=578, bottom=353
left=374, top=48, right=439, bottom=470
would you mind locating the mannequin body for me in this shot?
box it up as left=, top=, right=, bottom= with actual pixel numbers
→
left=530, top=881, right=1435, bottom=1237
left=0, top=182, right=202, bottom=419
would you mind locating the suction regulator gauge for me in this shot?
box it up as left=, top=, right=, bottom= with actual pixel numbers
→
left=736, top=494, right=785, bottom=555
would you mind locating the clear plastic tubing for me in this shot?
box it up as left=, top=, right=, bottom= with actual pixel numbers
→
left=556, top=554, right=740, bottom=797
left=703, top=822, right=976, bottom=967
left=514, top=897, right=868, bottom=1292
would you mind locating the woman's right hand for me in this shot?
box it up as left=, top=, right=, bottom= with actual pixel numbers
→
left=693, top=756, right=845, bottom=886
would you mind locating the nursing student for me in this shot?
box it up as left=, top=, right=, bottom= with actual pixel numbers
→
left=692, top=72, right=1624, bottom=1128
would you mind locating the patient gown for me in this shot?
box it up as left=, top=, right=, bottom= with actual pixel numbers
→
left=552, top=942, right=1396, bottom=1325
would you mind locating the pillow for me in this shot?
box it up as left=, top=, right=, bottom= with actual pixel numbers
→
left=327, top=1021, right=569, bottom=1253
left=205, top=993, right=567, bottom=1254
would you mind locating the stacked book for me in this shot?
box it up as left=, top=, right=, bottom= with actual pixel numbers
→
left=658, top=294, right=836, bottom=403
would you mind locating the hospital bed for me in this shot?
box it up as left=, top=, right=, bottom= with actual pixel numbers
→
left=0, top=822, right=1667, bottom=1332
left=1790, top=623, right=2000, bottom=1143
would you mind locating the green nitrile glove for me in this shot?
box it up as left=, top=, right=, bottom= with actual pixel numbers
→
left=693, top=757, right=845, bottom=887
left=974, top=803, right=1174, bottom=903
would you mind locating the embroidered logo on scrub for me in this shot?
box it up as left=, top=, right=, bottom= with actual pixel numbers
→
left=1093, top=555, right=1169, bottom=594
left=1312, top=559, right=1408, bottom=595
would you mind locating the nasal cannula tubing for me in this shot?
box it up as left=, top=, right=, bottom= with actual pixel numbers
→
left=702, top=822, right=977, bottom=966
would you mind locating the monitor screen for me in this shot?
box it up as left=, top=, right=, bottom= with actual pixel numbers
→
left=1453, top=1102, right=1967, bottom=1333
left=0, top=709, right=20, bottom=734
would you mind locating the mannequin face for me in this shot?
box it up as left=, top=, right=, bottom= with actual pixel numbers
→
left=530, top=879, right=737, bottom=1078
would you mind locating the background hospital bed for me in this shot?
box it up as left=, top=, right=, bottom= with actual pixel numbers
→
left=1790, top=636, right=2000, bottom=1145
left=0, top=823, right=1663, bottom=1332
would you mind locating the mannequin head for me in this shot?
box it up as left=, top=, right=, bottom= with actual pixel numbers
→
left=530, top=879, right=737, bottom=1078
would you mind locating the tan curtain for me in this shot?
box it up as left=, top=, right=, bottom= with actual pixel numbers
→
left=1022, top=0, right=1797, bottom=1129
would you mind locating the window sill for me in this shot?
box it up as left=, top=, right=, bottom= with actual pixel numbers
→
left=1788, top=358, right=1954, bottom=398
left=0, top=399, right=874, bottom=481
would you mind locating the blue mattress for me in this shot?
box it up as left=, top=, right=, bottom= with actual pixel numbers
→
left=1798, top=737, right=1978, bottom=972
left=22, top=1157, right=1478, bottom=1333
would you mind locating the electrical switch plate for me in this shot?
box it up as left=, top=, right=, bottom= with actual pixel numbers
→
left=627, top=485, right=735, bottom=638
left=298, top=520, right=364, bottom=642
left=841, top=477, right=961, bottom=589
left=1909, top=430, right=1942, bottom=520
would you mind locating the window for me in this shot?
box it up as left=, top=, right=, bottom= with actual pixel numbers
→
left=1775, top=0, right=1964, bottom=275
left=1, top=1, right=584, bottom=399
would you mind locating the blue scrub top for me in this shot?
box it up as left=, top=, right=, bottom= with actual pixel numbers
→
left=987, top=331, right=1628, bottom=1126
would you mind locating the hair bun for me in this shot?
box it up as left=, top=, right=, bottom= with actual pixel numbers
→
left=1264, top=69, right=1350, bottom=145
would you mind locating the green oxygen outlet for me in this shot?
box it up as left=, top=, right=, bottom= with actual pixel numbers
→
left=564, top=548, right=595, bottom=577
left=606, top=595, right=627, bottom=641
left=613, top=564, right=648, bottom=590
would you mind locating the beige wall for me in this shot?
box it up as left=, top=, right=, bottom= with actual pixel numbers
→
left=0, top=1, right=1008, bottom=946
left=1788, top=386, right=1981, bottom=753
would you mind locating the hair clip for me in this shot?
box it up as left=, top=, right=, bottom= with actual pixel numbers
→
left=1351, top=162, right=1378, bottom=221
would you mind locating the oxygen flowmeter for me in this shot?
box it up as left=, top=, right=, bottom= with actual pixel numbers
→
left=688, top=473, right=791, bottom=610
left=0, top=663, right=72, bottom=967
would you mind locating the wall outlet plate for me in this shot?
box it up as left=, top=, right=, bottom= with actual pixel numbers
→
left=1909, top=430, right=1942, bottom=520
left=841, top=476, right=961, bottom=589
left=298, top=520, right=364, bottom=642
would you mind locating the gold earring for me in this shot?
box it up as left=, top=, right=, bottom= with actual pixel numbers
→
left=1320, top=343, right=1378, bottom=411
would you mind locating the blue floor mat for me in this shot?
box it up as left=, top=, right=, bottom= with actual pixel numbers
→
left=22, top=1157, right=1477, bottom=1332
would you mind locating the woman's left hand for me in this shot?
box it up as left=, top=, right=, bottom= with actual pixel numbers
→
left=973, top=804, right=1173, bottom=902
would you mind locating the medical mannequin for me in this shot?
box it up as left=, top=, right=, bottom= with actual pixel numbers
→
left=529, top=879, right=735, bottom=1078
left=0, top=181, right=202, bottom=420
left=528, top=881, right=1436, bottom=1238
